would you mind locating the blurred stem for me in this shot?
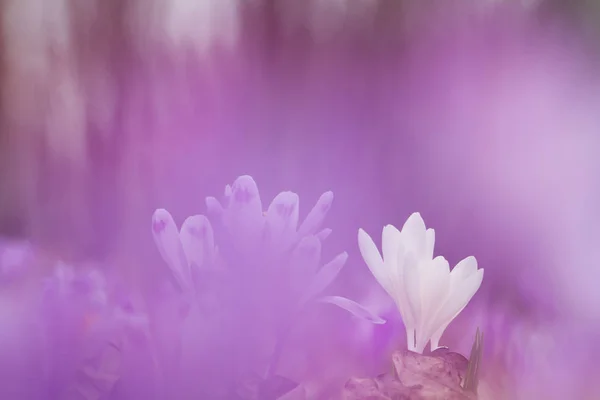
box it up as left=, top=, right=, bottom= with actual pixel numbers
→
left=264, top=314, right=298, bottom=379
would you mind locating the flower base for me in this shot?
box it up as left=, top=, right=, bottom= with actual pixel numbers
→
left=342, top=349, right=478, bottom=400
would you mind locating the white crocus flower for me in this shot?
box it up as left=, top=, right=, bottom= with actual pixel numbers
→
left=358, top=212, right=484, bottom=353
left=152, top=209, right=216, bottom=294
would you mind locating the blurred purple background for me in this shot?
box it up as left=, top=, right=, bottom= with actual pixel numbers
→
left=1, top=1, right=600, bottom=398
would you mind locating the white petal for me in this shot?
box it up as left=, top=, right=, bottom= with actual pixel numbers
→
left=358, top=228, right=393, bottom=295
left=430, top=321, right=451, bottom=351
left=428, top=268, right=484, bottom=348
left=151, top=209, right=190, bottom=292
left=297, top=191, right=333, bottom=238
left=289, top=236, right=322, bottom=292
left=415, top=256, right=450, bottom=353
left=382, top=224, right=402, bottom=264
left=317, top=296, right=386, bottom=324
left=402, top=251, right=422, bottom=349
left=400, top=213, right=428, bottom=258
left=425, top=228, right=435, bottom=259
left=383, top=225, right=416, bottom=331
left=264, top=191, right=300, bottom=252
left=391, top=242, right=415, bottom=331
left=298, top=252, right=348, bottom=306
left=428, top=257, right=480, bottom=351
left=180, top=215, right=215, bottom=270
left=451, top=256, right=478, bottom=279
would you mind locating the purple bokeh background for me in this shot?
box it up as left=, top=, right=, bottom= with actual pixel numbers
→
left=1, top=2, right=600, bottom=399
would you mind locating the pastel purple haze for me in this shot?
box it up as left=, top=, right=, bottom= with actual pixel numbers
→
left=1, top=3, right=600, bottom=399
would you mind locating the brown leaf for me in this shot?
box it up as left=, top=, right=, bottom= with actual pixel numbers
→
left=342, top=377, right=391, bottom=400
left=463, top=328, right=483, bottom=394
left=393, top=351, right=462, bottom=388
left=391, top=350, right=476, bottom=400
left=430, top=348, right=469, bottom=385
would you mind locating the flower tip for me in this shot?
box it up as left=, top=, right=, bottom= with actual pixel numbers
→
left=151, top=209, right=172, bottom=233
left=467, top=255, right=478, bottom=266
left=205, top=196, right=223, bottom=213
left=358, top=228, right=370, bottom=244
left=321, top=190, right=334, bottom=202
left=317, top=191, right=334, bottom=213
left=401, top=212, right=427, bottom=235
left=233, top=175, right=258, bottom=189
left=152, top=208, right=169, bottom=219
left=337, top=251, right=349, bottom=264
left=231, top=175, right=260, bottom=203
left=408, top=211, right=424, bottom=222
left=276, top=191, right=300, bottom=206
left=297, top=234, right=322, bottom=251
left=316, top=228, right=332, bottom=241
left=382, top=224, right=401, bottom=235
left=181, top=214, right=212, bottom=238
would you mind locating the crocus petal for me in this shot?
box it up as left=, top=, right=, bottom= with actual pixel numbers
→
left=391, top=242, right=416, bottom=334
left=430, top=256, right=480, bottom=347
left=264, top=191, right=300, bottom=252
left=298, top=252, right=348, bottom=306
left=152, top=209, right=190, bottom=292
left=402, top=251, right=422, bottom=349
left=205, top=196, right=224, bottom=219
left=451, top=256, right=479, bottom=280
left=427, top=267, right=484, bottom=350
left=315, top=228, right=332, bottom=241
left=297, top=191, right=333, bottom=238
left=382, top=224, right=402, bottom=264
left=226, top=175, right=264, bottom=250
left=289, top=236, right=322, bottom=292
left=358, top=228, right=393, bottom=296
left=425, top=228, right=435, bottom=260
left=430, top=321, right=452, bottom=351
left=317, top=295, right=386, bottom=324
left=228, top=175, right=263, bottom=226
left=415, top=256, right=451, bottom=353
left=180, top=215, right=215, bottom=270
left=400, top=212, right=428, bottom=257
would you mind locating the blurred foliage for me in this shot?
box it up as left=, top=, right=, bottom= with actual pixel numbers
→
left=0, top=0, right=595, bottom=267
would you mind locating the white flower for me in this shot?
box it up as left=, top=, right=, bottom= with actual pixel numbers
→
left=358, top=212, right=484, bottom=353
left=152, top=209, right=216, bottom=294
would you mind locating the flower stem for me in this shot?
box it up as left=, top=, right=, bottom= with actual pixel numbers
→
left=264, top=318, right=296, bottom=379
